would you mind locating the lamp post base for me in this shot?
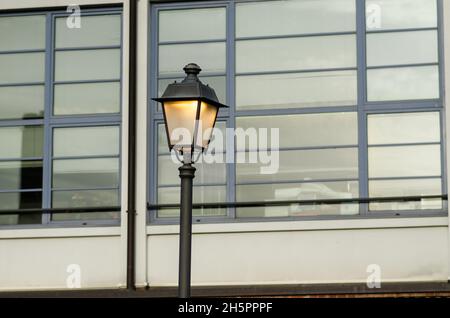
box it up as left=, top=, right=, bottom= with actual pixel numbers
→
left=178, top=163, right=196, bottom=298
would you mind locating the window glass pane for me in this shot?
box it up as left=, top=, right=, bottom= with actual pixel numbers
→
left=236, top=71, right=357, bottom=110
left=0, top=192, right=42, bottom=225
left=0, top=126, right=43, bottom=159
left=0, top=53, right=45, bottom=84
left=369, top=178, right=442, bottom=211
left=159, top=7, right=226, bottom=42
left=237, top=181, right=359, bottom=202
left=158, top=186, right=226, bottom=217
left=0, top=191, right=42, bottom=210
left=368, top=112, right=440, bottom=145
left=159, top=42, right=225, bottom=77
left=55, top=14, right=121, bottom=48
left=367, top=30, right=438, bottom=67
left=236, top=35, right=356, bottom=73
left=236, top=0, right=355, bottom=37
left=53, top=126, right=119, bottom=157
left=0, top=15, right=46, bottom=51
left=53, top=158, right=119, bottom=189
left=0, top=85, right=44, bottom=119
left=0, top=161, right=42, bottom=190
left=366, top=0, right=437, bottom=31
left=158, top=154, right=226, bottom=186
left=236, top=148, right=358, bottom=183
left=55, top=49, right=120, bottom=81
left=236, top=181, right=359, bottom=218
left=53, top=82, right=120, bottom=115
left=236, top=113, right=357, bottom=150
left=52, top=189, right=119, bottom=208
left=368, top=145, right=441, bottom=178
left=367, top=66, right=439, bottom=101
left=159, top=76, right=226, bottom=104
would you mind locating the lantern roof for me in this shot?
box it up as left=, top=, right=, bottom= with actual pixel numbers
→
left=152, top=63, right=228, bottom=109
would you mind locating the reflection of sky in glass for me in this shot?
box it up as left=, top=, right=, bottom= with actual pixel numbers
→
left=236, top=71, right=357, bottom=109
left=367, top=30, right=438, bottom=67
left=159, top=42, right=226, bottom=77
left=366, top=0, right=437, bottom=30
left=367, top=66, right=439, bottom=101
left=236, top=35, right=356, bottom=73
left=368, top=144, right=441, bottom=178
left=237, top=0, right=356, bottom=37
left=368, top=112, right=440, bottom=145
left=159, top=7, right=226, bottom=42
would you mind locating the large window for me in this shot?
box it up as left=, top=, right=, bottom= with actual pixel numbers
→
left=0, top=9, right=122, bottom=226
left=149, top=0, right=445, bottom=222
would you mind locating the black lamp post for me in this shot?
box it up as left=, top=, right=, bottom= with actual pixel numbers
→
left=153, top=63, right=228, bottom=298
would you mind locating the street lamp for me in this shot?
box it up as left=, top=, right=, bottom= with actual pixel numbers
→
left=153, top=63, right=228, bottom=298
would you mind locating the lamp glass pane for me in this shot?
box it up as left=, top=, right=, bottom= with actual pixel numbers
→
left=163, top=100, right=199, bottom=149
left=197, top=102, right=219, bottom=149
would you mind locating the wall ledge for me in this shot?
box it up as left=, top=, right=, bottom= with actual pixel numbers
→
left=147, top=217, right=449, bottom=235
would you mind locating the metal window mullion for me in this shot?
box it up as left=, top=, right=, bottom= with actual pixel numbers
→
left=356, top=0, right=369, bottom=216
left=0, top=82, right=45, bottom=88
left=235, top=31, right=356, bottom=42
left=42, top=12, right=54, bottom=225
left=226, top=1, right=236, bottom=220
left=148, top=3, right=160, bottom=223
left=366, top=62, right=439, bottom=70
left=236, top=67, right=357, bottom=77
left=236, top=178, right=360, bottom=186
left=53, top=78, right=121, bottom=85
left=54, top=45, right=121, bottom=52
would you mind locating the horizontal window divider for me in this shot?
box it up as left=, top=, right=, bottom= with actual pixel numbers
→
left=367, top=62, right=439, bottom=70
left=52, top=186, right=119, bottom=192
left=51, top=8, right=122, bottom=18
left=49, top=116, right=121, bottom=125
left=54, top=45, right=121, bottom=52
left=236, top=178, right=359, bottom=186
left=157, top=72, right=226, bottom=80
left=0, top=82, right=45, bottom=88
left=52, top=154, right=119, bottom=161
left=158, top=183, right=227, bottom=188
left=0, top=49, right=45, bottom=55
left=158, top=38, right=226, bottom=45
left=368, top=142, right=441, bottom=148
left=236, top=67, right=357, bottom=77
left=236, top=31, right=356, bottom=42
left=369, top=176, right=442, bottom=181
left=0, top=188, right=42, bottom=194
left=0, top=206, right=121, bottom=215
left=158, top=151, right=226, bottom=157
left=362, top=101, right=442, bottom=111
left=0, top=157, right=42, bottom=162
left=366, top=27, right=438, bottom=34
left=237, top=145, right=358, bottom=153
left=235, top=105, right=357, bottom=117
left=148, top=194, right=448, bottom=211
left=0, top=119, right=44, bottom=127
left=53, top=79, right=121, bottom=85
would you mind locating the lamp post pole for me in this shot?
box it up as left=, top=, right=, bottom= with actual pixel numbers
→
left=178, top=162, right=196, bottom=298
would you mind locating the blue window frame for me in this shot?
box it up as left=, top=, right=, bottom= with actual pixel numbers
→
left=0, top=8, right=123, bottom=228
left=148, top=0, right=446, bottom=223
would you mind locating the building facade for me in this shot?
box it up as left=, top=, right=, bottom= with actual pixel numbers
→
left=0, top=0, right=449, bottom=296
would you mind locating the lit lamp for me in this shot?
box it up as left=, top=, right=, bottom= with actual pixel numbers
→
left=152, top=63, right=228, bottom=298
